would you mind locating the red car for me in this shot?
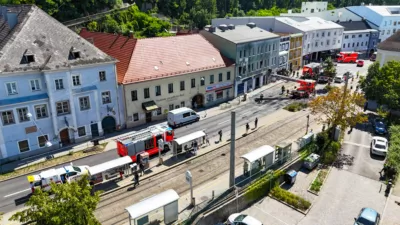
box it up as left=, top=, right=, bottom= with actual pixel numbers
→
left=357, top=60, right=364, bottom=67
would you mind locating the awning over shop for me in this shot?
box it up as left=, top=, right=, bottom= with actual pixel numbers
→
left=279, top=51, right=288, bottom=56
left=142, top=101, right=158, bottom=111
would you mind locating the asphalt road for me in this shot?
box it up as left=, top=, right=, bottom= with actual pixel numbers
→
left=0, top=81, right=296, bottom=214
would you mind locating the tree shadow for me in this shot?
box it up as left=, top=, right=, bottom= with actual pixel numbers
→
left=332, top=153, right=355, bottom=169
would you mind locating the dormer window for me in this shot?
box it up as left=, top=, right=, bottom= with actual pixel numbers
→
left=69, top=47, right=81, bottom=60
left=21, top=54, right=35, bottom=64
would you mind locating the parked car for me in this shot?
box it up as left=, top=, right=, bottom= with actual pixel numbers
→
left=357, top=60, right=364, bottom=67
left=370, top=137, right=388, bottom=156
left=227, top=214, right=263, bottom=225
left=373, top=118, right=387, bottom=135
left=334, top=75, right=345, bottom=83
left=317, top=76, right=330, bottom=84
left=303, top=153, right=320, bottom=170
left=354, top=207, right=381, bottom=225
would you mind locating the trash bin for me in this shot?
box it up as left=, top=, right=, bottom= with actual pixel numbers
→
left=284, top=170, right=298, bottom=185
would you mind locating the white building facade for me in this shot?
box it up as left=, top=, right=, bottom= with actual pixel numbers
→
left=0, top=5, right=122, bottom=160
left=301, top=1, right=328, bottom=13
left=276, top=33, right=290, bottom=69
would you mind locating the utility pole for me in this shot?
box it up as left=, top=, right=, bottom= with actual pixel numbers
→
left=306, top=115, right=310, bottom=134
left=229, top=111, right=236, bottom=187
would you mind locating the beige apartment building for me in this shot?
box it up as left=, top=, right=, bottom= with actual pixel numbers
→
left=122, top=35, right=235, bottom=128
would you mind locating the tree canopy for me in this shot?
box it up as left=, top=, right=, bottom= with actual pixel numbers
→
left=360, top=61, right=400, bottom=110
left=309, top=86, right=367, bottom=134
left=11, top=175, right=101, bottom=225
left=323, top=57, right=336, bottom=78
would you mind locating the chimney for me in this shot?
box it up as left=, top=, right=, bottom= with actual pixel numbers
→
left=246, top=22, right=256, bottom=28
left=0, top=7, right=18, bottom=30
left=205, top=25, right=216, bottom=33
left=228, top=24, right=235, bottom=30
left=218, top=24, right=228, bottom=31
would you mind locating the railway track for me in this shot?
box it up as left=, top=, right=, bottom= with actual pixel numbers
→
left=95, top=110, right=318, bottom=225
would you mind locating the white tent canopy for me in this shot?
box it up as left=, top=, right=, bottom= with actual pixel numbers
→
left=241, top=145, right=275, bottom=163
left=174, top=131, right=205, bottom=145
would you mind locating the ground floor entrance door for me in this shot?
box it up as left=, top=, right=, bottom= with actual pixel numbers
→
left=102, top=116, right=116, bottom=134
left=59, top=128, right=70, bottom=145
left=146, top=112, right=152, bottom=123
left=91, top=123, right=99, bottom=138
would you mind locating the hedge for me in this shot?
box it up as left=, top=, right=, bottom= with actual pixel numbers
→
left=270, top=186, right=311, bottom=211
left=387, top=125, right=400, bottom=182
left=284, top=102, right=308, bottom=112
left=244, top=170, right=284, bottom=202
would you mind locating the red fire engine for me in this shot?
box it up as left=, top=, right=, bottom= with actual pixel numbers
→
left=336, top=52, right=359, bottom=63
left=115, top=125, right=174, bottom=162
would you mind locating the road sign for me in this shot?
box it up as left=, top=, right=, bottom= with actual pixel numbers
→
left=186, top=170, right=192, bottom=184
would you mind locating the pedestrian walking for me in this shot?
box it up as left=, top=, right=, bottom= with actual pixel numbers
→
left=380, top=164, right=388, bottom=178
left=133, top=172, right=139, bottom=188
left=119, top=170, right=124, bottom=180
left=139, top=162, right=145, bottom=176
left=202, top=130, right=206, bottom=144
left=206, top=134, right=210, bottom=145
left=286, top=89, right=290, bottom=96
left=281, top=85, right=285, bottom=95
left=193, top=140, right=198, bottom=155
left=218, top=130, right=222, bottom=142
left=246, top=123, right=250, bottom=134
left=30, top=182, right=35, bottom=194
left=254, top=117, right=258, bottom=129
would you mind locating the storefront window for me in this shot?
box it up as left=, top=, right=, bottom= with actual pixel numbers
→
left=216, top=91, right=223, bottom=99
left=207, top=93, right=214, bottom=103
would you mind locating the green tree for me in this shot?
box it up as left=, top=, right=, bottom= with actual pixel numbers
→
left=87, top=21, right=98, bottom=31
left=11, top=175, right=101, bottom=225
left=327, top=3, right=336, bottom=10
left=360, top=61, right=400, bottom=109
left=323, top=57, right=336, bottom=78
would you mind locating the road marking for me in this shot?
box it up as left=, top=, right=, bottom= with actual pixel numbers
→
left=4, top=188, right=31, bottom=198
left=343, top=141, right=370, bottom=149
left=218, top=120, right=230, bottom=125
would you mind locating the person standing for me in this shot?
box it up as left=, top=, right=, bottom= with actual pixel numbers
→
left=139, top=162, right=145, bottom=176
left=134, top=172, right=139, bottom=188
left=202, top=130, right=206, bottom=144
left=246, top=123, right=250, bottom=134
left=30, top=182, right=35, bottom=194
left=193, top=140, right=198, bottom=155
left=218, top=130, right=222, bottom=142
left=206, top=133, right=210, bottom=146
left=254, top=117, right=258, bottom=129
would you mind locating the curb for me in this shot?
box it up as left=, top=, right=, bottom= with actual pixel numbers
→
left=0, top=149, right=104, bottom=183
left=307, top=165, right=333, bottom=196
left=268, top=194, right=310, bottom=215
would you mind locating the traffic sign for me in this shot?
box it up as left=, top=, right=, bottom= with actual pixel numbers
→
left=186, top=170, right=192, bottom=184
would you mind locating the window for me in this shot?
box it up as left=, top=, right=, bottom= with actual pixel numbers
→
left=180, top=81, right=185, bottom=91
left=191, top=78, right=195, bottom=88
left=394, top=29, right=397, bottom=34
left=102, top=91, right=111, bottom=104
left=352, top=35, right=355, bottom=38
left=144, top=88, right=150, bottom=99
left=219, top=73, right=223, bottom=82
left=17, top=107, right=30, bottom=122
left=155, top=85, right=161, bottom=96
left=322, top=32, right=325, bottom=37
left=328, top=32, right=330, bottom=36
left=78, top=126, right=86, bottom=137
left=180, top=101, right=185, bottom=107
left=21, top=54, right=35, bottom=64
left=55, top=79, right=64, bottom=90
left=361, top=42, right=363, bottom=46
left=6, top=82, right=17, bottom=95
left=338, top=39, right=340, bottom=43
left=99, top=71, right=106, bottom=81
left=38, top=135, right=49, bottom=148
left=366, top=34, right=369, bottom=37
left=268, top=45, right=271, bottom=51
left=316, top=33, right=319, bottom=37
left=357, top=42, right=359, bottom=47
left=133, top=113, right=139, bottom=121
left=56, top=101, right=70, bottom=115
left=334, top=31, right=337, bottom=35
left=210, top=75, right=214, bottom=84
left=273, top=43, right=276, bottom=51
left=239, top=50, right=242, bottom=58
left=244, top=50, right=246, bottom=56
left=72, top=74, right=81, bottom=86
left=348, top=43, right=350, bottom=48
left=169, top=104, right=174, bottom=111
left=168, top=83, right=174, bottom=93
left=131, top=90, right=138, bottom=101
left=366, top=41, right=368, bottom=46
left=344, top=35, right=348, bottom=39
left=326, top=40, right=330, bottom=45
left=315, top=42, right=318, bottom=47
left=227, top=71, right=231, bottom=80
left=79, top=96, right=90, bottom=110
left=18, top=140, right=30, bottom=153
left=35, top=104, right=48, bottom=119
left=395, top=21, right=397, bottom=26
left=30, top=79, right=41, bottom=91
left=1, top=110, right=15, bottom=125
left=216, top=91, right=223, bottom=99
left=352, top=43, right=355, bottom=47
left=343, top=44, right=345, bottom=48
left=200, top=77, right=205, bottom=86
left=387, top=30, right=390, bottom=34
left=156, top=108, right=162, bottom=115
left=358, top=34, right=362, bottom=37
left=381, top=30, right=384, bottom=35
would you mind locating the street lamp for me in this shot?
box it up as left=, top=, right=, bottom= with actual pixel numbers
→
left=27, top=112, right=52, bottom=147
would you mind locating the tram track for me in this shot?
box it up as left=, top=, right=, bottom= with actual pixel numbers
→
left=95, top=110, right=318, bottom=225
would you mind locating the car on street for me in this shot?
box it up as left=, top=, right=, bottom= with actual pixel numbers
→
left=354, top=207, right=381, bottom=225
left=334, top=74, right=345, bottom=83
left=370, top=137, right=388, bottom=156
left=357, top=60, right=364, bottom=67
left=373, top=118, right=387, bottom=135
left=317, top=76, right=330, bottom=84
left=227, top=213, right=263, bottom=225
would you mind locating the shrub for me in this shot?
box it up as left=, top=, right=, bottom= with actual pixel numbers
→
left=316, top=131, right=330, bottom=151
left=320, top=141, right=340, bottom=164
left=386, top=125, right=400, bottom=182
left=284, top=102, right=308, bottom=112
left=270, top=186, right=311, bottom=211
left=245, top=170, right=284, bottom=202
left=310, top=170, right=328, bottom=193
left=68, top=151, right=74, bottom=156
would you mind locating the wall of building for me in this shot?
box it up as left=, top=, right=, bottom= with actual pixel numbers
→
left=301, top=1, right=328, bottom=14
left=289, top=34, right=303, bottom=70
left=278, top=36, right=290, bottom=69
left=123, top=66, right=235, bottom=128
left=200, top=30, right=237, bottom=61
left=377, top=49, right=400, bottom=67
left=212, top=17, right=276, bottom=31
left=342, top=31, right=371, bottom=52
left=281, top=8, right=363, bottom=22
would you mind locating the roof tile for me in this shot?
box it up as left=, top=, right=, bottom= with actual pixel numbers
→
left=378, top=30, right=400, bottom=52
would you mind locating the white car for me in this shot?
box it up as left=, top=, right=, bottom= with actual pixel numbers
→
left=371, top=137, right=388, bottom=156
left=227, top=213, right=263, bottom=225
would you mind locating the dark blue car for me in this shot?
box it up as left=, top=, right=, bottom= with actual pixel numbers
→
left=374, top=119, right=387, bottom=135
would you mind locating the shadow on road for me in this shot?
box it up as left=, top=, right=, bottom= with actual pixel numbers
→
left=333, top=153, right=355, bottom=169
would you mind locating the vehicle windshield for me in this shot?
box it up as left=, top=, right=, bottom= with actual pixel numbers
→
left=375, top=144, right=386, bottom=149
left=355, top=217, right=375, bottom=225
left=234, top=214, right=247, bottom=222
left=73, top=166, right=81, bottom=172
left=376, top=122, right=385, bottom=128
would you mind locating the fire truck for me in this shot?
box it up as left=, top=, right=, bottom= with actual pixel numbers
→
left=115, top=125, right=174, bottom=162
left=271, top=74, right=316, bottom=99
left=336, top=52, right=359, bottom=63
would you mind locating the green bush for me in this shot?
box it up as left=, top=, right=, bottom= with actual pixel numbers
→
left=316, top=131, right=330, bottom=151
left=320, top=141, right=340, bottom=164
left=310, top=170, right=328, bottom=192
left=244, top=170, right=284, bottom=202
left=270, top=186, right=311, bottom=211
left=284, top=102, right=308, bottom=112
left=386, top=126, right=400, bottom=182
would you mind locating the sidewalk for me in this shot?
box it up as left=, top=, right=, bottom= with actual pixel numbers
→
left=0, top=79, right=288, bottom=178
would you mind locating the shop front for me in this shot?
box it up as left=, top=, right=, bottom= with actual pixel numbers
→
left=205, top=82, right=234, bottom=107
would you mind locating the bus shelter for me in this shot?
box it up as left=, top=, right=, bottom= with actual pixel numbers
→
left=241, top=145, right=275, bottom=177
left=87, top=156, right=133, bottom=185
left=125, top=189, right=179, bottom=225
left=172, top=131, right=205, bottom=157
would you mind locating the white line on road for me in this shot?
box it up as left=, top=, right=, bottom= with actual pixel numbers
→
left=218, top=120, right=230, bottom=125
left=4, top=188, right=31, bottom=198
left=343, top=141, right=370, bottom=149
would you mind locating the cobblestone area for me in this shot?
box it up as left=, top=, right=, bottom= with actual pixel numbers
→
left=95, top=110, right=319, bottom=225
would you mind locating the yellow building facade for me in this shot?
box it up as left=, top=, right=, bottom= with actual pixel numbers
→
left=289, top=33, right=303, bottom=71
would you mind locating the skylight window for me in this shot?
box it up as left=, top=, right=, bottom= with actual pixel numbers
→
left=69, top=47, right=81, bottom=60
left=186, top=62, right=190, bottom=66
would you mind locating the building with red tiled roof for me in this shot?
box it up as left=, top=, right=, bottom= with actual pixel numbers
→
left=122, top=34, right=235, bottom=128
left=79, top=28, right=137, bottom=84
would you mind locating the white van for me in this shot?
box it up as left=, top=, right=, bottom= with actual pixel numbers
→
left=168, top=107, right=200, bottom=128
left=334, top=75, right=345, bottom=83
